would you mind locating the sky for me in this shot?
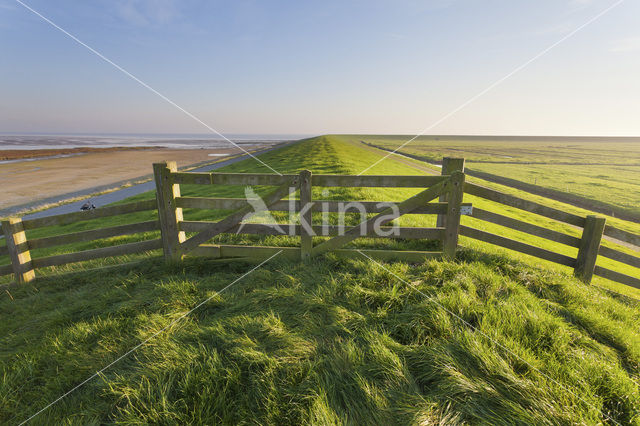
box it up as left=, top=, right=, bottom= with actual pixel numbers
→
left=0, top=0, right=639, bottom=136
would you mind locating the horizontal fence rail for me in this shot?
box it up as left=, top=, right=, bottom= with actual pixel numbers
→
left=189, top=244, right=444, bottom=263
left=467, top=207, right=581, bottom=248
left=27, top=220, right=160, bottom=250
left=461, top=180, right=640, bottom=290
left=172, top=172, right=449, bottom=188
left=464, top=182, right=585, bottom=227
left=598, top=245, right=640, bottom=269
left=31, top=239, right=163, bottom=269
left=179, top=222, right=446, bottom=240
left=459, top=225, right=577, bottom=267
left=21, top=199, right=157, bottom=230
left=1, top=200, right=160, bottom=283
left=603, top=225, right=640, bottom=249
left=593, top=266, right=640, bottom=290
left=176, top=197, right=472, bottom=215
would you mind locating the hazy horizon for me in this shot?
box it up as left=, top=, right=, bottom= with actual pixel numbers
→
left=3, top=132, right=640, bottom=139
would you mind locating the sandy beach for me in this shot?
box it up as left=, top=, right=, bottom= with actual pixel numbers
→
left=0, top=146, right=255, bottom=210
left=0, top=146, right=160, bottom=161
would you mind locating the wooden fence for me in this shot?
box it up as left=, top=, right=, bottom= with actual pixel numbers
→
left=0, top=200, right=161, bottom=283
left=2, top=158, right=640, bottom=292
left=439, top=157, right=640, bottom=289
left=153, top=161, right=466, bottom=264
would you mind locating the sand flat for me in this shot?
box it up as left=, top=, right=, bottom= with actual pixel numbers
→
left=0, top=147, right=245, bottom=209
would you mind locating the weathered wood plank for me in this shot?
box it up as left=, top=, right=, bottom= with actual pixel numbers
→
left=311, top=177, right=450, bottom=257
left=0, top=263, right=13, bottom=277
left=299, top=170, right=313, bottom=259
left=28, top=221, right=160, bottom=250
left=180, top=221, right=445, bottom=240
left=459, top=225, right=576, bottom=267
left=180, top=177, right=299, bottom=252
left=603, top=225, right=640, bottom=249
left=176, top=197, right=464, bottom=214
left=598, top=246, right=640, bottom=269
left=172, top=172, right=449, bottom=188
left=171, top=172, right=213, bottom=185
left=443, top=171, right=465, bottom=259
left=187, top=244, right=298, bottom=260
left=173, top=172, right=297, bottom=186
left=176, top=197, right=258, bottom=210
left=593, top=266, right=640, bottom=289
left=181, top=221, right=291, bottom=234
left=154, top=162, right=185, bottom=261
left=31, top=238, right=163, bottom=269
left=437, top=158, right=465, bottom=228
left=313, top=174, right=448, bottom=188
left=188, top=244, right=222, bottom=258
left=464, top=182, right=585, bottom=227
left=222, top=245, right=296, bottom=259
left=470, top=208, right=581, bottom=248
left=574, top=215, right=606, bottom=283
left=187, top=244, right=442, bottom=263
left=2, top=218, right=35, bottom=283
left=333, top=249, right=442, bottom=263
left=22, top=199, right=157, bottom=230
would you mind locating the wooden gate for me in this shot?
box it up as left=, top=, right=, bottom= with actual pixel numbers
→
left=153, top=162, right=466, bottom=263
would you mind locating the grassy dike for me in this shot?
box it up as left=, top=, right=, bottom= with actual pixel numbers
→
left=1, top=136, right=640, bottom=424
left=340, top=134, right=640, bottom=218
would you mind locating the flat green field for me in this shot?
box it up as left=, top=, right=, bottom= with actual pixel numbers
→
left=343, top=135, right=640, bottom=218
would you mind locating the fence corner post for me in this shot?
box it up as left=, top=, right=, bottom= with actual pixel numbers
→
left=574, top=215, right=606, bottom=283
left=437, top=157, right=465, bottom=228
left=2, top=217, right=35, bottom=284
left=439, top=158, right=465, bottom=260
left=442, top=169, right=465, bottom=260
left=299, top=170, right=313, bottom=260
left=153, top=161, right=185, bottom=262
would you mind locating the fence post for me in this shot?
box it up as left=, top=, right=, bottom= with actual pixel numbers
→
left=299, top=170, right=313, bottom=259
left=153, top=161, right=185, bottom=261
left=442, top=171, right=465, bottom=259
left=2, top=218, right=35, bottom=284
left=574, top=215, right=606, bottom=283
left=437, top=158, right=465, bottom=228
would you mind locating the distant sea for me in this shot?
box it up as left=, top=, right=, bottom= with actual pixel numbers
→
left=0, top=133, right=310, bottom=150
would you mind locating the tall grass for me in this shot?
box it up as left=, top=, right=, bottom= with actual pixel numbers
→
left=2, top=252, right=640, bottom=424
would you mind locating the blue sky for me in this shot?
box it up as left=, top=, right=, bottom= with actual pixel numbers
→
left=1, top=0, right=639, bottom=136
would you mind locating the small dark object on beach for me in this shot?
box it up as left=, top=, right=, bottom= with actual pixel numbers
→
left=80, top=202, right=96, bottom=211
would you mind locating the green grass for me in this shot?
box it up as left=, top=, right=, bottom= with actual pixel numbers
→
left=2, top=135, right=640, bottom=424
left=342, top=134, right=640, bottom=217
left=3, top=253, right=640, bottom=424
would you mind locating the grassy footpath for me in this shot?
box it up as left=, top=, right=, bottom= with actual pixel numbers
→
left=1, top=136, right=640, bottom=424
